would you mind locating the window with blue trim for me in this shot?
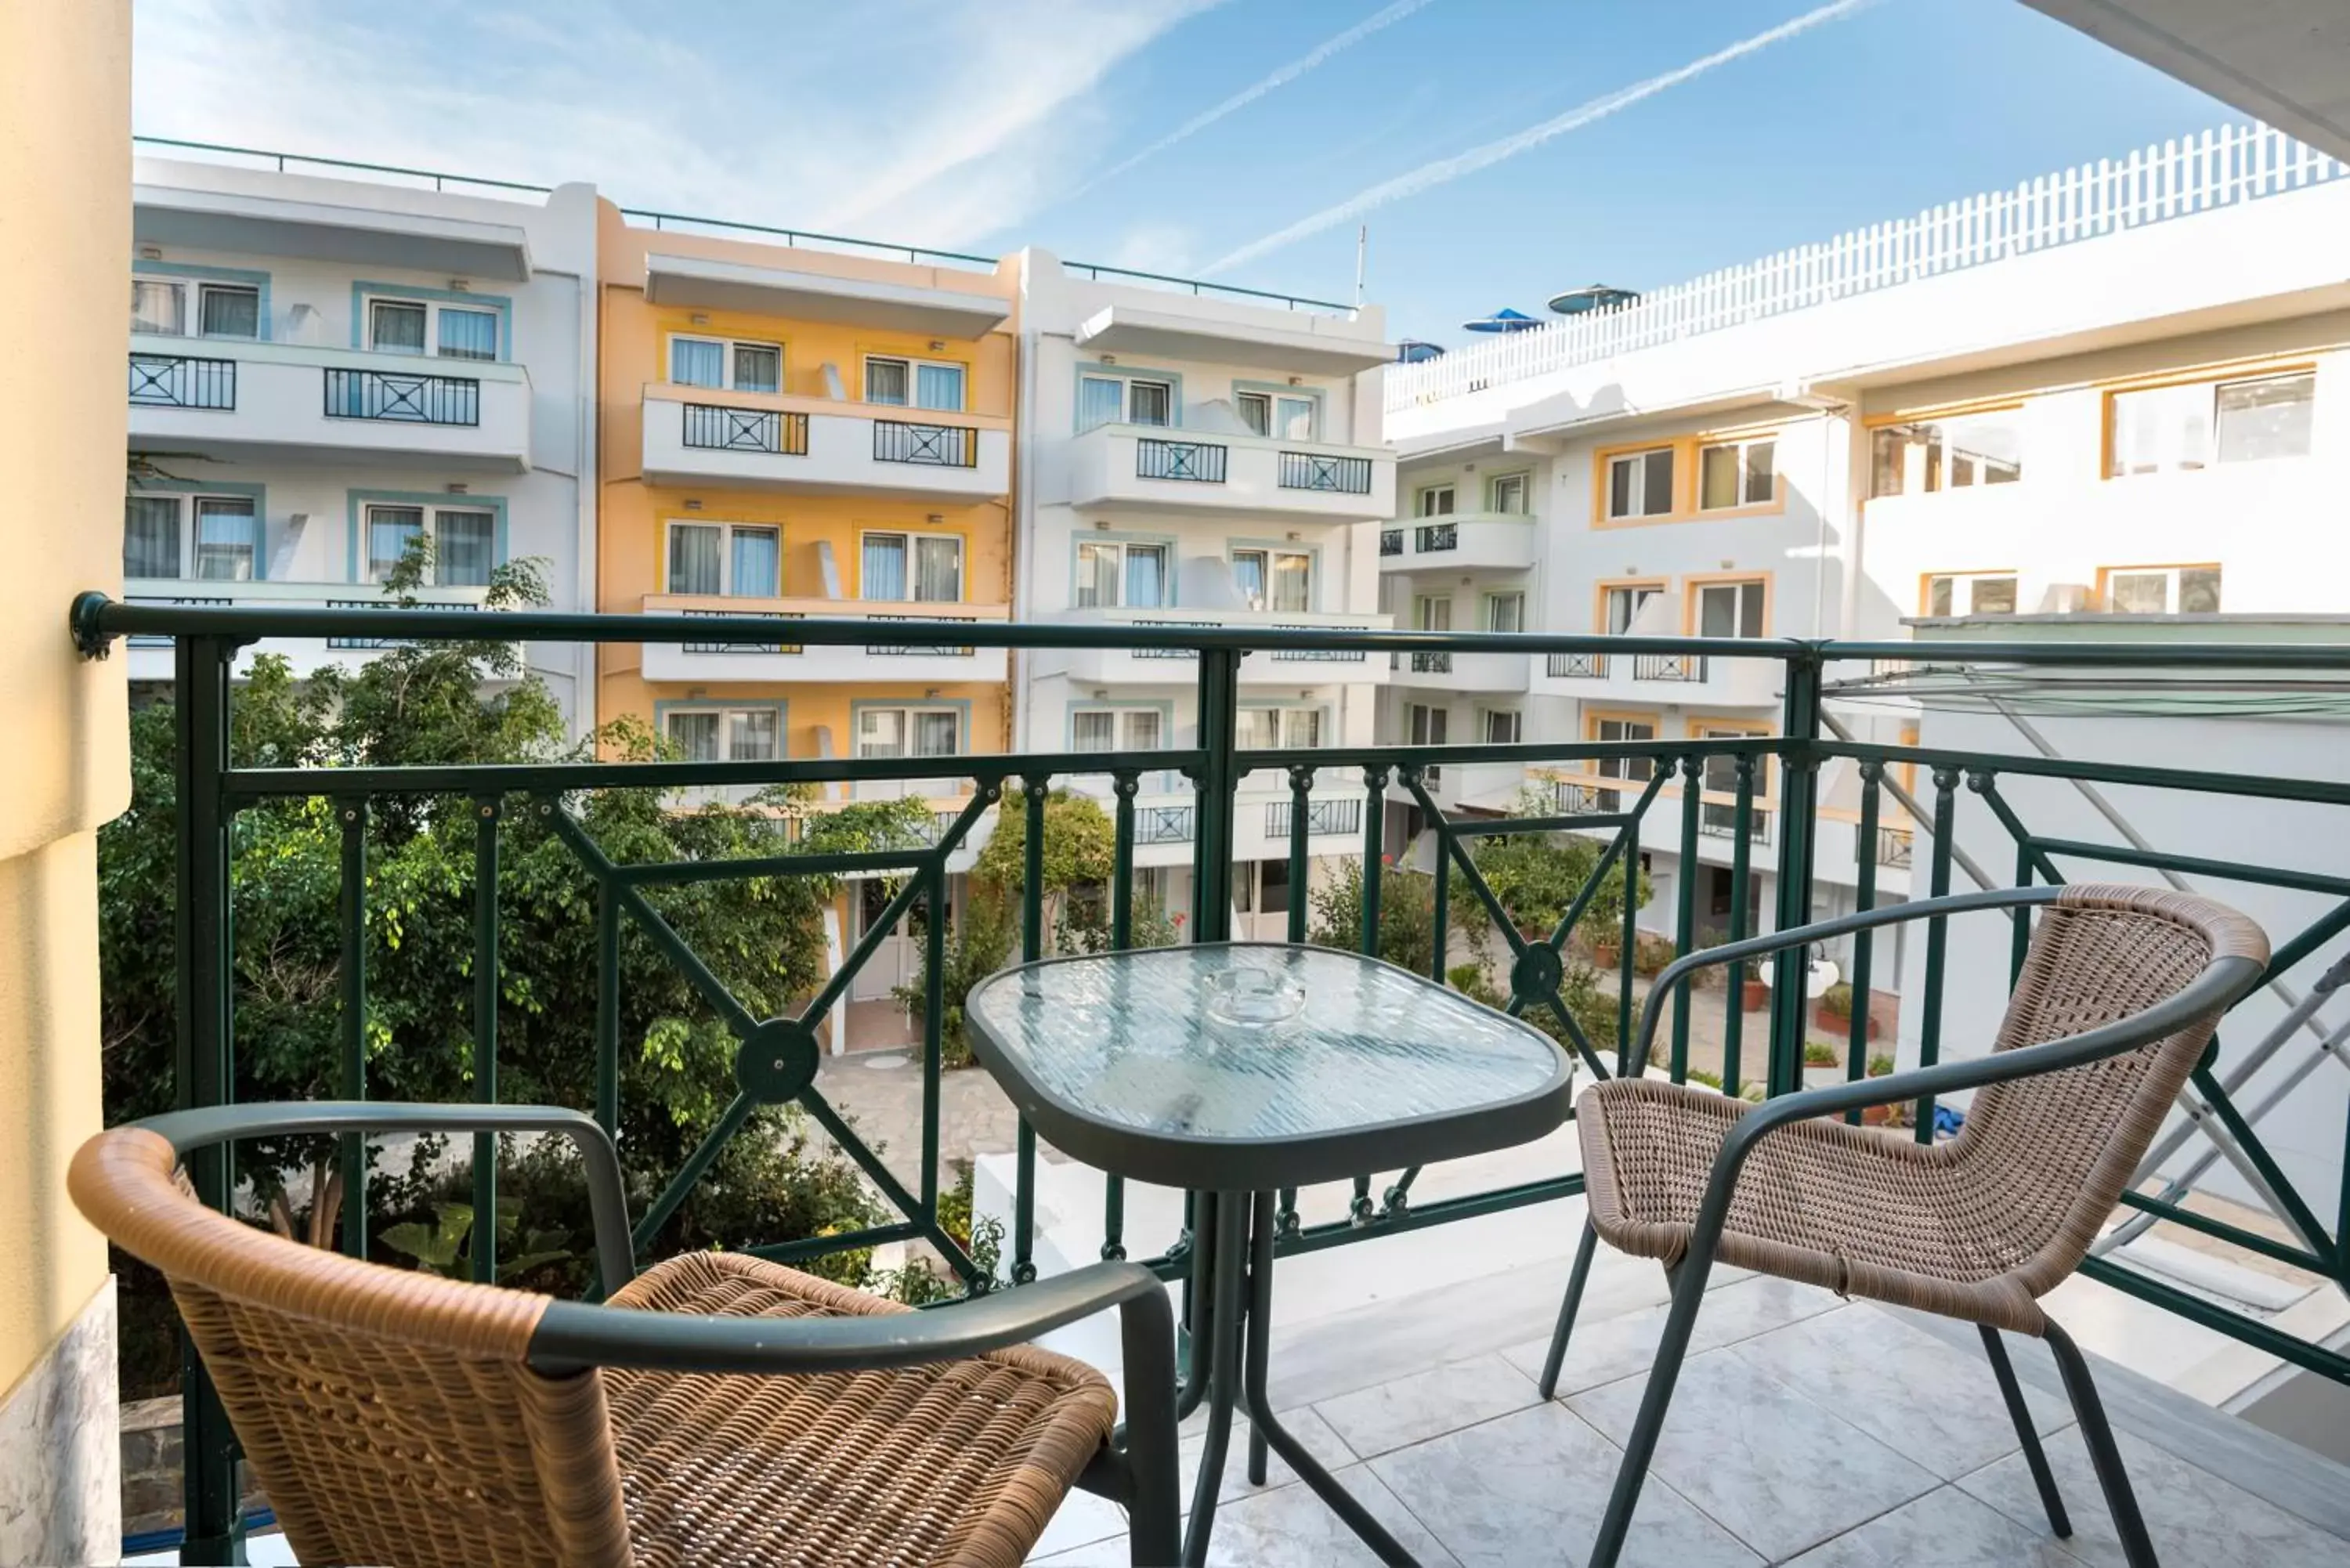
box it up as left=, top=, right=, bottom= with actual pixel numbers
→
left=365, top=502, right=497, bottom=586
left=667, top=706, right=782, bottom=761
left=122, top=492, right=261, bottom=581
left=364, top=294, right=500, bottom=360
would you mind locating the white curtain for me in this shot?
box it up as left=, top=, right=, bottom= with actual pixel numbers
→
left=1072, top=711, right=1115, bottom=752
left=1231, top=552, right=1265, bottom=609
left=915, top=536, right=961, bottom=602
left=732, top=343, right=779, bottom=392
left=668, top=712, right=721, bottom=761
left=913, top=711, right=959, bottom=757
left=730, top=709, right=780, bottom=761
left=371, top=300, right=427, bottom=355
left=1270, top=554, right=1311, bottom=612
left=1076, top=542, right=1118, bottom=607
left=731, top=527, right=779, bottom=597
left=123, top=496, right=180, bottom=578
left=199, top=287, right=259, bottom=340
left=866, top=359, right=910, bottom=406
left=858, top=709, right=905, bottom=757
left=131, top=279, right=183, bottom=335
left=1078, top=376, right=1124, bottom=432
left=668, top=524, right=724, bottom=594
left=1276, top=396, right=1315, bottom=439
left=862, top=534, right=908, bottom=600
left=437, top=511, right=495, bottom=586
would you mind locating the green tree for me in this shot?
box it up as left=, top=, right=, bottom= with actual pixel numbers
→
left=970, top=783, right=1114, bottom=936
left=1470, top=787, right=1650, bottom=942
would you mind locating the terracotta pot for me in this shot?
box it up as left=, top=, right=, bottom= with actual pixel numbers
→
left=1740, top=978, right=1771, bottom=1011
left=1815, top=1001, right=1879, bottom=1039
left=1860, top=1100, right=1903, bottom=1128
left=1592, top=942, right=1621, bottom=971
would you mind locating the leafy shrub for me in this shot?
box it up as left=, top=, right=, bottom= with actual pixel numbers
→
left=1802, top=1039, right=1840, bottom=1068
left=1819, top=982, right=1855, bottom=1020
left=1631, top=930, right=1679, bottom=977
left=1867, top=1052, right=1896, bottom=1077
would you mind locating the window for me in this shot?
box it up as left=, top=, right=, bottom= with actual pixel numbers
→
left=365, top=503, right=497, bottom=586
left=1408, top=703, right=1448, bottom=749
left=1414, top=484, right=1456, bottom=517
left=1483, top=591, right=1525, bottom=633
left=1590, top=715, right=1658, bottom=807
left=1923, top=572, right=2019, bottom=616
left=1236, top=390, right=1317, bottom=439
left=121, top=493, right=260, bottom=581
left=1072, top=708, right=1164, bottom=753
left=1602, top=583, right=1664, bottom=634
left=1698, top=437, right=1775, bottom=510
left=856, top=706, right=961, bottom=758
left=865, top=356, right=966, bottom=412
left=130, top=276, right=260, bottom=339
left=2103, top=565, right=2222, bottom=614
left=1606, top=447, right=1675, bottom=519
left=1482, top=710, right=1522, bottom=744
left=1078, top=374, right=1173, bottom=430
left=667, top=520, right=782, bottom=598
left=1693, top=579, right=1766, bottom=638
left=1076, top=540, right=1169, bottom=608
left=1238, top=706, right=1323, bottom=750
left=2110, top=372, right=2314, bottom=475
left=667, top=706, right=781, bottom=762
left=862, top=532, right=964, bottom=602
left=365, top=294, right=501, bottom=360
left=1231, top=547, right=1312, bottom=612
left=668, top=334, right=781, bottom=392
left=1697, top=725, right=1762, bottom=836
left=1868, top=412, right=2023, bottom=496
left=1488, top=472, right=1529, bottom=514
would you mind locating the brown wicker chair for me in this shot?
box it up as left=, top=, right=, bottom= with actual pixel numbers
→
left=70, top=1103, right=1181, bottom=1567
left=1540, top=883, right=2269, bottom=1568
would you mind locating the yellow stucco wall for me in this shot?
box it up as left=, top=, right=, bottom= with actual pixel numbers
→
left=0, top=0, right=131, bottom=1400
left=592, top=203, right=1018, bottom=763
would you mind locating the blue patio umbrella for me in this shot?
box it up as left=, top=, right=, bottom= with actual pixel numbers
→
left=1395, top=339, right=1444, bottom=363
left=1461, top=307, right=1543, bottom=334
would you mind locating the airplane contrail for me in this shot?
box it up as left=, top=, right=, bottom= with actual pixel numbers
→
left=1065, top=0, right=1444, bottom=203
left=1198, top=0, right=1878, bottom=276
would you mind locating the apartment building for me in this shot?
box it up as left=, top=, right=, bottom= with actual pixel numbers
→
left=125, top=155, right=599, bottom=729
left=1011, top=252, right=1396, bottom=936
left=591, top=204, right=1019, bottom=1011
left=1383, top=122, right=2350, bottom=953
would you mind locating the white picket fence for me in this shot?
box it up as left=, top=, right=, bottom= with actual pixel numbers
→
left=1387, top=123, right=2348, bottom=413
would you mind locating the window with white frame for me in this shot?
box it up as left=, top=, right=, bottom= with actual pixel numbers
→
left=865, top=355, right=966, bottom=411
left=130, top=276, right=260, bottom=340
left=364, top=503, right=497, bottom=586
left=1072, top=707, right=1164, bottom=753
left=1869, top=411, right=2024, bottom=496
left=1924, top=571, right=2019, bottom=616
left=1414, top=594, right=1452, bottom=634
left=1483, top=591, right=1525, bottom=634
left=1697, top=435, right=1775, bottom=510
left=1078, top=373, right=1173, bottom=431
left=2110, top=372, right=2314, bottom=476
left=1407, top=703, right=1448, bottom=747
left=1076, top=539, right=1169, bottom=608
left=666, top=520, right=781, bottom=598
left=1602, top=583, right=1663, bottom=634
left=1694, top=579, right=1766, bottom=638
left=2104, top=565, right=2222, bottom=614
left=1590, top=714, right=1658, bottom=807
left=1606, top=447, right=1675, bottom=519
left=1414, top=483, right=1456, bottom=517
left=1481, top=709, right=1521, bottom=744
left=666, top=706, right=781, bottom=762
left=855, top=706, right=962, bottom=759
left=1236, top=389, right=1318, bottom=439
left=122, top=493, right=261, bottom=581
left=1238, top=706, right=1324, bottom=750
left=1231, top=547, right=1312, bottom=612
left=364, top=294, right=501, bottom=360
left=1487, top=472, right=1529, bottom=514
left=667, top=333, right=781, bottom=392
left=862, top=532, right=963, bottom=602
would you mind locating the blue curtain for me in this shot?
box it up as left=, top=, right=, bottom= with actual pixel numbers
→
left=1124, top=545, right=1165, bottom=608
left=671, top=338, right=725, bottom=387
left=916, top=363, right=964, bottom=411
left=1079, top=376, right=1124, bottom=432
left=862, top=535, right=907, bottom=600
left=438, top=307, right=498, bottom=360
left=732, top=528, right=779, bottom=597
left=367, top=507, right=424, bottom=583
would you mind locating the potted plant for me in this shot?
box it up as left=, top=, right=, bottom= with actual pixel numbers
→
left=1734, top=966, right=1771, bottom=1012
left=1632, top=930, right=1679, bottom=979
left=1860, top=1052, right=1907, bottom=1125
left=1801, top=1039, right=1843, bottom=1089
left=1815, top=982, right=1880, bottom=1040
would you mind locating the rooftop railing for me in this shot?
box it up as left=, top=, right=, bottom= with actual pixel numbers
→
left=69, top=594, right=2350, bottom=1558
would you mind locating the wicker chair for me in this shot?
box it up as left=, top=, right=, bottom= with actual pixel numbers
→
left=70, top=1102, right=1181, bottom=1567
left=1540, top=884, right=2268, bottom=1568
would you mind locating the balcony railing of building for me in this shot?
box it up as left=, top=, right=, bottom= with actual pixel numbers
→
left=1379, top=528, right=1403, bottom=556
left=69, top=595, right=2350, bottom=1557
left=1548, top=651, right=1607, bottom=678
left=872, top=419, right=977, bottom=468
left=1268, top=625, right=1371, bottom=663
left=324, top=367, right=481, bottom=426
left=1414, top=522, right=1459, bottom=553
left=129, top=352, right=235, bottom=410
left=1264, top=797, right=1364, bottom=840
left=1278, top=451, right=1373, bottom=494
left=1410, top=650, right=1453, bottom=674
left=1387, top=121, right=2350, bottom=411
left=682, top=403, right=808, bottom=456
left=324, top=598, right=486, bottom=650
left=1134, top=437, right=1227, bottom=483
left=864, top=612, right=978, bottom=656
left=682, top=606, right=801, bottom=655
left=1634, top=652, right=1705, bottom=682
left=1871, top=823, right=1916, bottom=869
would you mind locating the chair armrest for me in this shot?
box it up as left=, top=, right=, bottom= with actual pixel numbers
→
left=129, top=1101, right=636, bottom=1291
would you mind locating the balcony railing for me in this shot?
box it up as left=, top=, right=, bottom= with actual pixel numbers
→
left=71, top=597, right=2350, bottom=1549
left=1548, top=651, right=1607, bottom=678
left=1379, top=528, right=1403, bottom=557
left=683, top=403, right=808, bottom=455
left=129, top=352, right=236, bottom=410
left=682, top=606, right=800, bottom=655
left=1414, top=522, right=1459, bottom=553
left=1871, top=824, right=1915, bottom=869
left=1278, top=451, right=1373, bottom=493
left=1134, top=437, right=1227, bottom=482
left=864, top=612, right=977, bottom=656
left=324, top=367, right=481, bottom=425
left=323, top=598, right=485, bottom=650
left=1265, top=797, right=1363, bottom=838
left=1410, top=650, right=1452, bottom=674
left=1633, top=652, right=1705, bottom=681
left=873, top=419, right=977, bottom=467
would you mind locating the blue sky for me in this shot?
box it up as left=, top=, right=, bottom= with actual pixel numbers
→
left=135, top=0, right=2231, bottom=344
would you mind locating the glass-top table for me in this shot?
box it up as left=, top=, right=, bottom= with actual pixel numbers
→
left=965, top=943, right=1572, bottom=1567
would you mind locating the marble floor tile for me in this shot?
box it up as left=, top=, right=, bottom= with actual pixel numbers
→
left=1567, top=1346, right=1940, bottom=1562
left=1499, top=1275, right=1849, bottom=1397
left=1178, top=1405, right=1357, bottom=1505
left=1033, top=1465, right=1456, bottom=1567
left=1784, top=1485, right=2090, bottom=1566
left=1369, top=1400, right=1761, bottom=1568
left=1028, top=1486, right=1129, bottom=1562
left=1312, top=1352, right=1542, bottom=1458
left=1730, top=1306, right=2074, bottom=1480
left=1956, top=1425, right=2350, bottom=1568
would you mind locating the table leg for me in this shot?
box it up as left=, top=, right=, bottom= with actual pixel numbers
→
left=1180, top=1190, right=1250, bottom=1568
left=1239, top=1190, right=1419, bottom=1566
left=1174, top=1189, right=1216, bottom=1424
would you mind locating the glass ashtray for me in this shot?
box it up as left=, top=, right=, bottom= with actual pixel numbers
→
left=1203, top=967, right=1307, bottom=1029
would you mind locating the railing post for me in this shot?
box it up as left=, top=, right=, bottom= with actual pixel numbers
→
left=1766, top=649, right=1824, bottom=1099
left=338, top=800, right=367, bottom=1260
left=1193, top=647, right=1240, bottom=941
left=174, top=632, right=243, bottom=1565
left=470, top=796, right=501, bottom=1283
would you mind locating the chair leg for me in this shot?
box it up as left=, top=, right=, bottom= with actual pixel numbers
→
left=1587, top=1255, right=1709, bottom=1568
left=1979, top=1325, right=2069, bottom=1537
left=2045, top=1320, right=2160, bottom=1568
left=1538, top=1218, right=1600, bottom=1400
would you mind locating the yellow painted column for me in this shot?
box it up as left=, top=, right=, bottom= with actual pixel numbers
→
left=0, top=1, right=132, bottom=1559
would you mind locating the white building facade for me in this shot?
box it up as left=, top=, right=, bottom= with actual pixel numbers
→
left=125, top=157, right=599, bottom=732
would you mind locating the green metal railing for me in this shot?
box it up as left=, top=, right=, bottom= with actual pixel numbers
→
left=68, top=594, right=2350, bottom=1562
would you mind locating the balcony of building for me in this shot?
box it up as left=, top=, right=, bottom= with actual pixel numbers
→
left=1377, top=511, right=1538, bottom=575
left=1389, top=647, right=1533, bottom=694
left=127, top=338, right=533, bottom=470
left=639, top=383, right=1010, bottom=500
left=635, top=593, right=1010, bottom=684
left=1531, top=641, right=1784, bottom=708
left=1061, top=423, right=1396, bottom=520
left=120, top=578, right=506, bottom=681
left=1031, top=606, right=1393, bottom=685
